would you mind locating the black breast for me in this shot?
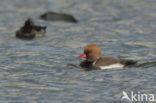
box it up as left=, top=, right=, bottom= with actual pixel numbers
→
left=80, top=60, right=100, bottom=71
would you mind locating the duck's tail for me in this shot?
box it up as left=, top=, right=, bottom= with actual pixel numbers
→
left=120, top=59, right=137, bottom=67
left=125, top=60, right=137, bottom=66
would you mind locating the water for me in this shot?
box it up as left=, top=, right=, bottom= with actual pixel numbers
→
left=0, top=0, right=156, bottom=102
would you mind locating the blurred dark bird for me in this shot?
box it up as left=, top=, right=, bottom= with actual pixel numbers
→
left=16, top=18, right=46, bottom=39
left=40, top=11, right=78, bottom=23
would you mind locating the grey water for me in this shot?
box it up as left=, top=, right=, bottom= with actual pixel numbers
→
left=0, top=0, right=156, bottom=102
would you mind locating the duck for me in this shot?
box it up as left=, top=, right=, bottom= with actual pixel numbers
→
left=40, top=11, right=78, bottom=23
left=76, top=44, right=137, bottom=70
left=16, top=18, right=46, bottom=39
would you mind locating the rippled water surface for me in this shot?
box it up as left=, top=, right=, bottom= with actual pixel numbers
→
left=0, top=0, right=156, bottom=102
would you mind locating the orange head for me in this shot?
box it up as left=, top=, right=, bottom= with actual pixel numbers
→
left=76, top=44, right=102, bottom=62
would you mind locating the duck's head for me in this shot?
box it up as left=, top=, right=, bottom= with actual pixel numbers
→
left=76, top=44, right=102, bottom=62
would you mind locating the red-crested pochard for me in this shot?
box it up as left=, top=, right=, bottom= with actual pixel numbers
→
left=76, top=44, right=137, bottom=70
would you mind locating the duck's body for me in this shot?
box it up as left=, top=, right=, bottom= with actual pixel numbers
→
left=16, top=19, right=46, bottom=39
left=40, top=11, right=78, bottom=23
left=80, top=57, right=136, bottom=70
left=76, top=44, right=137, bottom=70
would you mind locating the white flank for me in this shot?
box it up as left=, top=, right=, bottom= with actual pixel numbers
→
left=99, top=63, right=124, bottom=70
